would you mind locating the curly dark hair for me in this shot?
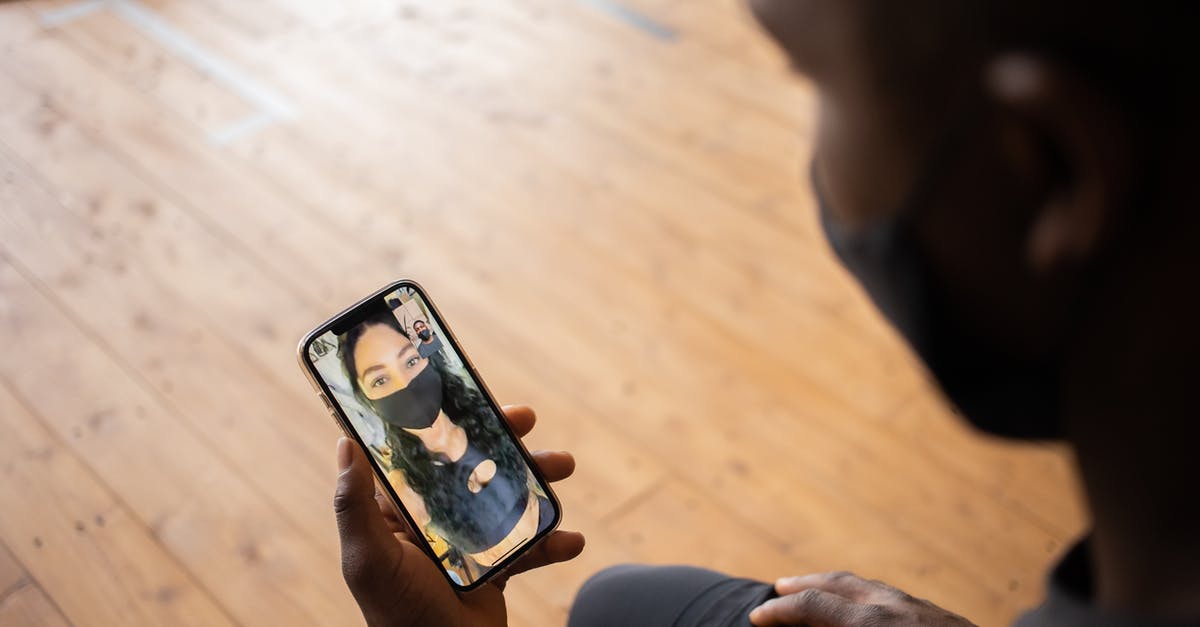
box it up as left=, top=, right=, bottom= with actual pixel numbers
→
left=338, top=309, right=526, bottom=547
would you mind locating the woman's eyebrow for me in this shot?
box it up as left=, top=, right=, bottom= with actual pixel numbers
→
left=360, top=363, right=387, bottom=380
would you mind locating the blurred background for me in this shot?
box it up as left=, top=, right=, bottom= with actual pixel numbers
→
left=0, top=1, right=1086, bottom=625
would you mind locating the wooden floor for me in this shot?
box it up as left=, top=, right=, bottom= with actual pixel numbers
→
left=0, top=0, right=1088, bottom=625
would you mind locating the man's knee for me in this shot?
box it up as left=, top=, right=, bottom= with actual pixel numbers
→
left=568, top=564, right=646, bottom=627
left=570, top=564, right=751, bottom=627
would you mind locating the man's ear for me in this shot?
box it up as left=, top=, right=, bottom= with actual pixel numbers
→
left=985, top=54, right=1137, bottom=276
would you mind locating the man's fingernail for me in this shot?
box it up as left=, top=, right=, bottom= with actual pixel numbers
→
left=337, top=437, right=354, bottom=471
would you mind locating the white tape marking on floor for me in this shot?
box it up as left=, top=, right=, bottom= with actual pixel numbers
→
left=111, top=0, right=296, bottom=119
left=40, top=0, right=110, bottom=28
left=209, top=110, right=278, bottom=145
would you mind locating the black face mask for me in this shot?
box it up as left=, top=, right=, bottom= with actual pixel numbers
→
left=417, top=329, right=432, bottom=341
left=811, top=160, right=1063, bottom=440
left=369, top=364, right=444, bottom=430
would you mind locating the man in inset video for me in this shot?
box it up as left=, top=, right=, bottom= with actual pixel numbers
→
left=411, top=320, right=443, bottom=359
left=330, top=2, right=1200, bottom=626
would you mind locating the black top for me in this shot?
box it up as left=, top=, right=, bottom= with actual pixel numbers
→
left=429, top=441, right=527, bottom=554
left=1016, top=540, right=1199, bottom=626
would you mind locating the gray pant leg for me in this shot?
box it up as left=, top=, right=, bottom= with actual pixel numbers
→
left=568, top=564, right=775, bottom=627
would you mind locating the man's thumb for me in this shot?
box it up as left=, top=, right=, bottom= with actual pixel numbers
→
left=334, top=438, right=395, bottom=590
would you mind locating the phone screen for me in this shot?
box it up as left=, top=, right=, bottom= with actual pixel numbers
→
left=302, top=282, right=559, bottom=589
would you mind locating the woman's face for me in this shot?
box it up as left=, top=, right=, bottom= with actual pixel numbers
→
left=353, top=323, right=429, bottom=400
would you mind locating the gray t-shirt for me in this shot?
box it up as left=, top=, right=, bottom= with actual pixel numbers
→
left=1017, top=540, right=1198, bottom=626
left=417, top=335, right=443, bottom=359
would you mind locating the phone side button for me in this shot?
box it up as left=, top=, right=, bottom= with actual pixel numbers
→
left=332, top=414, right=353, bottom=438
left=319, top=395, right=352, bottom=438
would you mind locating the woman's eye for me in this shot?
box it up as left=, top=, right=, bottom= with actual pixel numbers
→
left=370, top=375, right=389, bottom=388
left=406, top=357, right=420, bottom=368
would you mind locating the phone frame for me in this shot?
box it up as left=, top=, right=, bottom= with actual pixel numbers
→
left=296, top=279, right=562, bottom=592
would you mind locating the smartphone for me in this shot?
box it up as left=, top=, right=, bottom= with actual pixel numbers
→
left=297, top=280, right=562, bottom=591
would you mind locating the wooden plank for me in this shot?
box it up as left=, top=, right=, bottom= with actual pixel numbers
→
left=254, top=13, right=1082, bottom=606
left=0, top=6, right=352, bottom=298
left=0, top=78, right=349, bottom=552
left=0, top=543, right=26, bottom=602
left=888, top=393, right=1088, bottom=539
left=3, top=0, right=1075, bottom=600
left=458, top=0, right=816, bottom=201
left=607, top=478, right=1019, bottom=623
left=0, top=52, right=663, bottom=531
left=0, top=582, right=72, bottom=627
left=0, top=4, right=665, bottom=524
left=568, top=303, right=1077, bottom=597
left=150, top=4, right=916, bottom=425
left=76, top=0, right=916, bottom=431
left=0, top=382, right=234, bottom=626
left=41, top=7, right=258, bottom=137
left=645, top=0, right=790, bottom=67
left=0, top=101, right=655, bottom=627
left=0, top=21, right=661, bottom=626
left=0, top=223, right=355, bottom=625
left=0, top=2, right=1089, bottom=626
left=66, top=0, right=825, bottom=296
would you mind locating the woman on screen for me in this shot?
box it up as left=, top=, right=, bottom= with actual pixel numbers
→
left=338, top=310, right=551, bottom=572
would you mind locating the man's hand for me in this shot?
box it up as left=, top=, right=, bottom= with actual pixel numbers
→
left=749, top=571, right=976, bottom=627
left=335, top=405, right=585, bottom=627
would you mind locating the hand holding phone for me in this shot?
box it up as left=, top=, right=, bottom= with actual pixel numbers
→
left=300, top=281, right=584, bottom=622
left=334, top=406, right=585, bottom=627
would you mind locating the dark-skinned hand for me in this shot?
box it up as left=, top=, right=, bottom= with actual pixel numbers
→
left=334, top=405, right=585, bottom=627
left=749, top=571, right=977, bottom=627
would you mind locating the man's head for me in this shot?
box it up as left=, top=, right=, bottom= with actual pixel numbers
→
left=750, top=1, right=1199, bottom=439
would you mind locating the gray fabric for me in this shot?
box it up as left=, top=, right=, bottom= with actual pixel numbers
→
left=570, top=541, right=1200, bottom=627
left=417, top=335, right=443, bottom=358
left=568, top=564, right=774, bottom=627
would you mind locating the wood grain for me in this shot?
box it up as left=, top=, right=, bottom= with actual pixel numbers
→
left=0, top=1, right=1086, bottom=625
left=0, top=582, right=72, bottom=627
left=0, top=543, right=28, bottom=604
left=0, top=363, right=234, bottom=626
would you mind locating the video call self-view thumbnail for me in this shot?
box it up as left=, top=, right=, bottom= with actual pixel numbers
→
left=308, top=286, right=554, bottom=585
